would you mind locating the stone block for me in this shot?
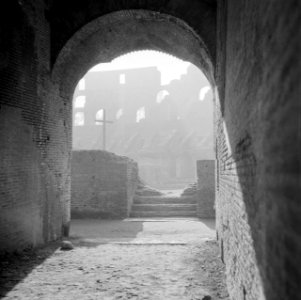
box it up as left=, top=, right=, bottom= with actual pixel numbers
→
left=196, top=160, right=215, bottom=218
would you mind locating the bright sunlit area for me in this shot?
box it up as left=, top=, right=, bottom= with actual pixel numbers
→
left=90, top=50, right=191, bottom=85
left=73, top=50, right=214, bottom=190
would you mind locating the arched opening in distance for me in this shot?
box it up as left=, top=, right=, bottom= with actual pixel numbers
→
left=72, top=50, right=214, bottom=194
left=51, top=9, right=217, bottom=223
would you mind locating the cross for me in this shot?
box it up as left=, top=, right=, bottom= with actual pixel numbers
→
left=95, top=109, right=114, bottom=151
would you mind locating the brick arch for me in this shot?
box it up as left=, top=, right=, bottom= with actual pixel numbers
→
left=50, top=9, right=218, bottom=239
left=51, top=10, right=216, bottom=100
left=49, top=0, right=216, bottom=64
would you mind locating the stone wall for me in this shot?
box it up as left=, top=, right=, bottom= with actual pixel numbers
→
left=196, top=160, right=215, bottom=218
left=215, top=1, right=301, bottom=299
left=0, top=1, right=71, bottom=254
left=71, top=151, right=138, bottom=218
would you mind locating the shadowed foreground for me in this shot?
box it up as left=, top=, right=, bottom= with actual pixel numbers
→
left=0, top=219, right=229, bottom=299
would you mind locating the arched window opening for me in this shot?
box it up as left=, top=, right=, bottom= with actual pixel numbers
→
left=95, top=109, right=104, bottom=125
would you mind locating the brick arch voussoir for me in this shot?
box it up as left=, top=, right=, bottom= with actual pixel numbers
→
left=51, top=10, right=215, bottom=101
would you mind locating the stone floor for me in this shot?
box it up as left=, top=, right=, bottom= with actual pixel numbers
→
left=0, top=218, right=229, bottom=300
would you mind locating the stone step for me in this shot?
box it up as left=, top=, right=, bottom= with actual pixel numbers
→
left=133, top=196, right=196, bottom=205
left=130, top=210, right=197, bottom=218
left=131, top=203, right=197, bottom=212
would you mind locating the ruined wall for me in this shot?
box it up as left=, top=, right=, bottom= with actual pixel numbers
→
left=215, top=1, right=301, bottom=299
left=0, top=1, right=71, bottom=254
left=71, top=151, right=138, bottom=218
left=196, top=160, right=215, bottom=218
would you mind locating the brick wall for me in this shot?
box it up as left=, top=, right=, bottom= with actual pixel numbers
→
left=215, top=1, right=301, bottom=299
left=0, top=0, right=70, bottom=254
left=196, top=160, right=215, bottom=218
left=71, top=151, right=138, bottom=218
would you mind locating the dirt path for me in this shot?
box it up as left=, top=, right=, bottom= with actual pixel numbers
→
left=0, top=219, right=229, bottom=300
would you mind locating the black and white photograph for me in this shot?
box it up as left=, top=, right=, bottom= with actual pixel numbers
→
left=0, top=1, right=300, bottom=299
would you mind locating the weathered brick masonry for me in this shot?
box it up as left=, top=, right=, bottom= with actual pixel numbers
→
left=0, top=1, right=300, bottom=299
left=215, top=1, right=301, bottom=299
left=71, top=151, right=138, bottom=218
left=0, top=1, right=71, bottom=254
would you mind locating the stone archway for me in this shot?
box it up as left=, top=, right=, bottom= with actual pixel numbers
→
left=52, top=10, right=216, bottom=98
left=51, top=9, right=217, bottom=234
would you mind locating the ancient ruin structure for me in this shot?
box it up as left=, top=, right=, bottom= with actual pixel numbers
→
left=0, top=1, right=300, bottom=299
left=71, top=150, right=139, bottom=219
left=72, top=64, right=214, bottom=188
left=71, top=150, right=215, bottom=218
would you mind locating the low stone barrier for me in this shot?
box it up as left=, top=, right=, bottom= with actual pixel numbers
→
left=71, top=150, right=138, bottom=218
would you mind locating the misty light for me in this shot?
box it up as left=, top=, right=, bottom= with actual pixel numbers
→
left=78, top=78, right=85, bottom=90
left=199, top=86, right=211, bottom=101
left=119, top=74, right=126, bottom=85
left=156, top=90, right=169, bottom=103
left=95, top=109, right=104, bottom=125
left=90, top=50, right=190, bottom=85
left=72, top=49, right=214, bottom=189
left=74, top=95, right=86, bottom=108
left=74, top=112, right=84, bottom=126
left=116, top=109, right=123, bottom=119
left=136, top=107, right=146, bottom=123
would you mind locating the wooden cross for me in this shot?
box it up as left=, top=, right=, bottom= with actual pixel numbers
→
left=95, top=109, right=114, bottom=150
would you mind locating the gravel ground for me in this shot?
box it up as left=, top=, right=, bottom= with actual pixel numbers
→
left=0, top=219, right=229, bottom=300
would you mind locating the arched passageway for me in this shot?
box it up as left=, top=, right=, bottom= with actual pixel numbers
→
left=0, top=1, right=300, bottom=300
left=70, top=51, right=215, bottom=224
left=51, top=8, right=217, bottom=228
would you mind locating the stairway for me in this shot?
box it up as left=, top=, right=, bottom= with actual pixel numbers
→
left=130, top=195, right=197, bottom=218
